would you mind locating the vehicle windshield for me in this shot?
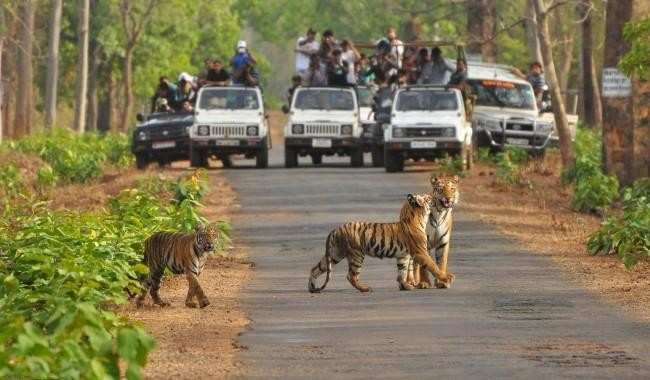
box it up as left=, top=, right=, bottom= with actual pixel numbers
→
left=198, top=88, right=260, bottom=110
left=356, top=87, right=376, bottom=107
left=395, top=90, right=458, bottom=112
left=294, top=89, right=356, bottom=111
left=468, top=79, right=536, bottom=110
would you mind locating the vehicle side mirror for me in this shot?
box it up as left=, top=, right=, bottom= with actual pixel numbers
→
left=136, top=113, right=145, bottom=122
left=281, top=105, right=290, bottom=114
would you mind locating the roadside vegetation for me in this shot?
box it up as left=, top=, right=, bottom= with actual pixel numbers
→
left=0, top=135, right=229, bottom=378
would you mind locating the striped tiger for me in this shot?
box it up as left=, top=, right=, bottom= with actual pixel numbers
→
left=411, top=174, right=459, bottom=289
left=308, top=193, right=455, bottom=293
left=136, top=223, right=219, bottom=308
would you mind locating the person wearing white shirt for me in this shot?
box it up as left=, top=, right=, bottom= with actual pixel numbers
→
left=340, top=40, right=360, bottom=85
left=295, top=28, right=320, bottom=83
left=377, top=27, right=404, bottom=69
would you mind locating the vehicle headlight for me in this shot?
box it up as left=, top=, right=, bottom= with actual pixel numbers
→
left=197, top=125, right=210, bottom=136
left=393, top=127, right=404, bottom=138
left=442, top=127, right=455, bottom=138
left=292, top=124, right=304, bottom=134
left=536, top=123, right=552, bottom=133
left=341, top=124, right=353, bottom=135
left=137, top=131, right=147, bottom=141
left=246, top=125, right=259, bottom=136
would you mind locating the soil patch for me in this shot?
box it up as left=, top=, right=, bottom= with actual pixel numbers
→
left=460, top=155, right=650, bottom=321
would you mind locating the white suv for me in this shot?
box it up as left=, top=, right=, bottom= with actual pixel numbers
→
left=383, top=86, right=473, bottom=173
left=190, top=86, right=269, bottom=168
left=283, top=87, right=363, bottom=167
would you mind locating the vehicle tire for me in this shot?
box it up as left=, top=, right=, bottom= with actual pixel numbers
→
left=371, top=144, right=384, bottom=167
left=350, top=148, right=364, bottom=167
left=190, top=146, right=204, bottom=168
left=311, top=153, right=322, bottom=165
left=256, top=137, right=269, bottom=168
left=384, top=146, right=403, bottom=173
left=135, top=153, right=148, bottom=170
left=219, top=155, right=231, bottom=168
left=285, top=146, right=297, bottom=168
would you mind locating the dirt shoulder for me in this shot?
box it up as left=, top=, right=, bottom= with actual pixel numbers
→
left=460, top=157, right=650, bottom=321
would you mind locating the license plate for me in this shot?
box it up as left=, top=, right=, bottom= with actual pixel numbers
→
left=312, top=138, right=332, bottom=148
left=152, top=141, right=175, bottom=149
left=216, top=140, right=239, bottom=146
left=506, top=137, right=529, bottom=146
left=411, top=141, right=437, bottom=149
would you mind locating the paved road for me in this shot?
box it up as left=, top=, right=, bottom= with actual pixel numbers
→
left=224, top=149, right=650, bottom=379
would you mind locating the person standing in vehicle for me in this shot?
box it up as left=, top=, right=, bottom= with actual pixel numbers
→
left=378, top=27, right=404, bottom=69
left=231, top=40, right=257, bottom=85
left=286, top=75, right=302, bottom=104
left=339, top=40, right=360, bottom=85
left=295, top=28, right=320, bottom=83
left=418, top=47, right=455, bottom=85
left=327, top=49, right=350, bottom=87
left=204, top=59, right=230, bottom=87
left=510, top=62, right=546, bottom=107
left=318, top=30, right=337, bottom=67
left=306, top=56, right=327, bottom=86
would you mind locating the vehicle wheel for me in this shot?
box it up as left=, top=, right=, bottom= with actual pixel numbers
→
left=135, top=153, right=148, bottom=170
left=256, top=137, right=269, bottom=168
left=350, top=148, right=364, bottom=167
left=384, top=146, right=403, bottom=173
left=190, top=146, right=204, bottom=168
left=311, top=153, right=322, bottom=165
left=285, top=146, right=297, bottom=168
left=219, top=155, right=231, bottom=168
left=371, top=144, right=384, bottom=167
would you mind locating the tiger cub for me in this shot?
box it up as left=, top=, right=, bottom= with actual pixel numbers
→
left=410, top=174, right=459, bottom=289
left=136, top=223, right=219, bottom=308
left=308, top=193, right=455, bottom=293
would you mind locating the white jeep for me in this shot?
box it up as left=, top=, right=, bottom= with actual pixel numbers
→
left=283, top=86, right=363, bottom=167
left=190, top=86, right=269, bottom=168
left=383, top=86, right=473, bottom=173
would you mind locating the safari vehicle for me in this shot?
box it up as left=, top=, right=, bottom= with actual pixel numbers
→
left=467, top=63, right=557, bottom=154
left=357, top=85, right=383, bottom=167
left=283, top=86, right=363, bottom=167
left=383, top=86, right=473, bottom=173
left=131, top=111, right=193, bottom=170
left=189, top=86, right=269, bottom=168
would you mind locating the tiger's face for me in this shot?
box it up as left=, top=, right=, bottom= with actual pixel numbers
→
left=195, top=223, right=219, bottom=252
left=403, top=193, right=434, bottom=223
left=430, top=175, right=459, bottom=209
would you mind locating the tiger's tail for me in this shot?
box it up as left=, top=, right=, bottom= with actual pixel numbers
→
left=308, top=232, right=333, bottom=293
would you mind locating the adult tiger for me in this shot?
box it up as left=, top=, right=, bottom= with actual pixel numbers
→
left=308, top=193, right=455, bottom=293
left=411, top=174, right=459, bottom=289
left=135, top=223, right=219, bottom=308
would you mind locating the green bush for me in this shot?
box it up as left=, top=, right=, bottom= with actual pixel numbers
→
left=494, top=148, right=528, bottom=187
left=562, top=128, right=620, bottom=213
left=0, top=163, right=25, bottom=199
left=435, top=154, right=465, bottom=176
left=588, top=178, right=650, bottom=267
left=475, top=147, right=493, bottom=163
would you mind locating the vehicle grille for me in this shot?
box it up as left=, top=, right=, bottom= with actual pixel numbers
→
left=505, top=119, right=534, bottom=132
left=148, top=127, right=187, bottom=139
left=305, top=124, right=340, bottom=136
left=404, top=127, right=444, bottom=138
left=211, top=124, right=247, bottom=137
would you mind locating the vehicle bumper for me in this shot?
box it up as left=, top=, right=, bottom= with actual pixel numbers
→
left=384, top=139, right=464, bottom=158
left=285, top=136, right=362, bottom=154
left=191, top=137, right=266, bottom=154
left=131, top=139, right=190, bottom=159
left=476, top=129, right=551, bottom=151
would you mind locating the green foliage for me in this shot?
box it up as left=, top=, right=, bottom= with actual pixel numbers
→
left=0, top=163, right=25, bottom=198
left=435, top=154, right=465, bottom=177
left=619, top=17, right=650, bottom=80
left=588, top=178, right=650, bottom=267
left=494, top=148, right=528, bottom=187
left=475, top=147, right=493, bottom=163
left=562, top=128, right=620, bottom=214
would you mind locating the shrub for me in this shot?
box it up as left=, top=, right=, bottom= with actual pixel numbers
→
left=435, top=154, right=465, bottom=176
left=493, top=148, right=529, bottom=187
left=0, top=163, right=25, bottom=199
left=475, top=147, right=492, bottom=163
left=588, top=178, right=650, bottom=267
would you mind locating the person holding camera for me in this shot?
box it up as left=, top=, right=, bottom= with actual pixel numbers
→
left=306, top=56, right=327, bottom=86
left=327, top=49, right=350, bottom=87
left=151, top=76, right=178, bottom=113
left=295, top=27, right=320, bottom=82
left=231, top=40, right=258, bottom=85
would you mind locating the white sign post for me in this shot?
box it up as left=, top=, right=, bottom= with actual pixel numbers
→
left=602, top=68, right=632, bottom=98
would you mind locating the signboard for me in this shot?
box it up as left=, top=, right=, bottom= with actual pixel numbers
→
left=602, top=68, right=631, bottom=97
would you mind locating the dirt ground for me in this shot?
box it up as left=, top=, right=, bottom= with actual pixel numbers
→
left=459, top=154, right=650, bottom=321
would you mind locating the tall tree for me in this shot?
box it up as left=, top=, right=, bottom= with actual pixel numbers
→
left=117, top=0, right=159, bottom=133
left=578, top=0, right=602, bottom=128
left=532, top=0, right=574, bottom=170
left=73, top=0, right=90, bottom=133
left=13, top=0, right=34, bottom=138
left=45, top=0, right=63, bottom=131
left=0, top=5, right=6, bottom=144
left=466, top=0, right=497, bottom=63
left=525, top=0, right=543, bottom=64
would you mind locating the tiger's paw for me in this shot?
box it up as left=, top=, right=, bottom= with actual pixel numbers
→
left=199, top=299, right=210, bottom=308
left=154, top=300, right=171, bottom=307
left=417, top=281, right=432, bottom=289
left=185, top=301, right=199, bottom=308
left=399, top=282, right=414, bottom=291
left=359, top=286, right=373, bottom=293
left=435, top=273, right=455, bottom=289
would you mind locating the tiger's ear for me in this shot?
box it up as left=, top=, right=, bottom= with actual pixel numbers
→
left=195, top=222, right=202, bottom=232
left=407, top=193, right=422, bottom=208
left=430, top=173, right=439, bottom=185
left=453, top=174, right=460, bottom=183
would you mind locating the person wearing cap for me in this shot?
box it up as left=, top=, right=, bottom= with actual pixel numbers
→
left=231, top=40, right=257, bottom=85
left=295, top=28, right=320, bottom=83
left=418, top=46, right=455, bottom=85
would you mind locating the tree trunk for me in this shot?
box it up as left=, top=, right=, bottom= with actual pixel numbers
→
left=87, top=44, right=100, bottom=132
left=466, top=0, right=497, bottom=63
left=525, top=0, right=543, bottom=64
left=44, top=0, right=63, bottom=131
left=578, top=0, right=603, bottom=128
left=73, top=0, right=90, bottom=133
left=0, top=8, right=5, bottom=144
left=602, top=0, right=634, bottom=185
left=13, top=0, right=34, bottom=138
left=532, top=0, right=574, bottom=170
left=119, top=44, right=135, bottom=133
